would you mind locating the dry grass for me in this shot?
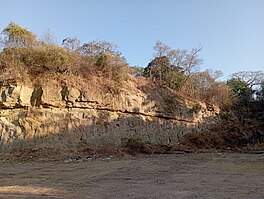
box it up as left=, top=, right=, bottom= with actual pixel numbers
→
left=180, top=116, right=264, bottom=151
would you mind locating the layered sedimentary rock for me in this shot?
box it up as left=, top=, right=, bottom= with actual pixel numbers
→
left=0, top=81, right=220, bottom=152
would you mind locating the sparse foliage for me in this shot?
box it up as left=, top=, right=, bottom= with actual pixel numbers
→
left=143, top=56, right=185, bottom=89
left=144, top=41, right=203, bottom=89
left=0, top=22, right=263, bottom=116
left=128, top=66, right=144, bottom=77
left=256, top=81, right=264, bottom=101
left=0, top=22, right=128, bottom=84
left=41, top=29, right=57, bottom=46
left=1, top=22, right=37, bottom=48
left=62, top=37, right=81, bottom=52
left=79, top=40, right=128, bottom=82
left=80, top=40, right=120, bottom=56
left=153, top=41, right=203, bottom=78
left=182, top=69, right=231, bottom=108
left=227, top=78, right=252, bottom=104
left=230, top=71, right=264, bottom=88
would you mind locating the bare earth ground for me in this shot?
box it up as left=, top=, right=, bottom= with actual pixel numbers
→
left=0, top=153, right=263, bottom=199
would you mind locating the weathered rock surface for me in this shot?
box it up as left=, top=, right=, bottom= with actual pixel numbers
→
left=0, top=85, right=33, bottom=108
left=0, top=81, right=220, bottom=152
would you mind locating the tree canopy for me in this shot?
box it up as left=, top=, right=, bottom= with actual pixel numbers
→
left=1, top=22, right=37, bottom=48
left=230, top=71, right=264, bottom=88
left=143, top=41, right=203, bottom=90
left=0, top=22, right=263, bottom=112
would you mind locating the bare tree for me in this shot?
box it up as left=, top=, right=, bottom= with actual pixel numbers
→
left=0, top=36, right=4, bottom=51
left=167, top=48, right=187, bottom=67
left=41, top=29, right=57, bottom=46
left=230, top=71, right=264, bottom=88
left=62, top=37, right=81, bottom=52
left=182, top=45, right=203, bottom=77
left=152, top=41, right=203, bottom=85
left=206, top=69, right=223, bottom=80
left=80, top=40, right=120, bottom=56
left=153, top=41, right=170, bottom=57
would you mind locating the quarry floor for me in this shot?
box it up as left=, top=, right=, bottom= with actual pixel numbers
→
left=0, top=152, right=263, bottom=199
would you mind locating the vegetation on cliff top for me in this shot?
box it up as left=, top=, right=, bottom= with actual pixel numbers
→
left=0, top=22, right=263, bottom=114
left=0, top=22, right=263, bottom=152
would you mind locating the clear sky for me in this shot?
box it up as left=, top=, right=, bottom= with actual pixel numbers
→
left=0, top=0, right=263, bottom=80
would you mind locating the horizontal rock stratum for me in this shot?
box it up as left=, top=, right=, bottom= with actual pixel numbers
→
left=0, top=80, right=220, bottom=152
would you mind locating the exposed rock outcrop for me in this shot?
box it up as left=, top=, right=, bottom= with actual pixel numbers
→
left=0, top=85, right=33, bottom=108
left=0, top=81, right=220, bottom=152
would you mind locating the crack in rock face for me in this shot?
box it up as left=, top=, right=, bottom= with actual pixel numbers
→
left=0, top=83, right=220, bottom=152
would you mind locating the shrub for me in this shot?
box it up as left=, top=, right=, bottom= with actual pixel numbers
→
left=2, top=22, right=37, bottom=48
left=0, top=45, right=76, bottom=78
left=143, top=56, right=186, bottom=89
left=192, top=103, right=202, bottom=113
left=163, top=94, right=181, bottom=114
left=122, top=138, right=152, bottom=155
left=0, top=23, right=129, bottom=85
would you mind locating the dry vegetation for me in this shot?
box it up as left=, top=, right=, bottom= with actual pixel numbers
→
left=0, top=22, right=264, bottom=152
left=0, top=22, right=129, bottom=90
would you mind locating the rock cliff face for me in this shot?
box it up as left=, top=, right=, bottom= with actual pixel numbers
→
left=0, top=80, right=220, bottom=152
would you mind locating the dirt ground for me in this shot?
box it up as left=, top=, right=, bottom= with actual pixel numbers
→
left=0, top=152, right=263, bottom=199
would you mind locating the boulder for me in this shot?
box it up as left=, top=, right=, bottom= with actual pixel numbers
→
left=0, top=85, right=33, bottom=107
left=19, top=86, right=34, bottom=106
left=41, top=85, right=64, bottom=107
left=68, top=87, right=80, bottom=102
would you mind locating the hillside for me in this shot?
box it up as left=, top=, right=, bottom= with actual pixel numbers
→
left=0, top=77, right=221, bottom=154
left=0, top=23, right=263, bottom=158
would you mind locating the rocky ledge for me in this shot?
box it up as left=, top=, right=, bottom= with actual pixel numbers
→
left=0, top=81, right=220, bottom=152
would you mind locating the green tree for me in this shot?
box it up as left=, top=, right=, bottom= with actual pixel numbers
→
left=143, top=56, right=170, bottom=81
left=95, top=53, right=107, bottom=69
left=230, top=71, right=264, bottom=89
left=256, top=81, right=264, bottom=101
left=1, top=22, right=36, bottom=48
left=143, top=56, right=185, bottom=89
left=144, top=41, right=203, bottom=89
left=227, top=78, right=252, bottom=105
left=153, top=41, right=203, bottom=80
left=80, top=40, right=128, bottom=82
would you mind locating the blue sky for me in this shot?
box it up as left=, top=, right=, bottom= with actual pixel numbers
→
left=0, top=0, right=263, bottom=80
